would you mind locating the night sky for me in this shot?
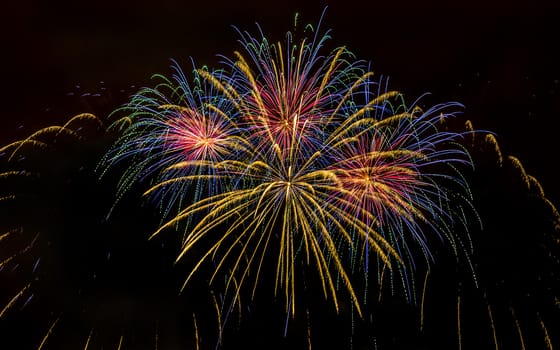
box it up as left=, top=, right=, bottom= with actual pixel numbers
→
left=3, top=0, right=560, bottom=203
left=1, top=1, right=560, bottom=349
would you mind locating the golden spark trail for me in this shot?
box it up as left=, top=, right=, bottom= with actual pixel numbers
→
left=193, top=313, right=200, bottom=350
left=510, top=308, right=526, bottom=350
left=37, top=316, right=60, bottom=350
left=83, top=329, right=93, bottom=350
left=0, top=283, right=31, bottom=318
left=117, top=335, right=124, bottom=350
left=540, top=317, right=553, bottom=350
left=487, top=304, right=498, bottom=350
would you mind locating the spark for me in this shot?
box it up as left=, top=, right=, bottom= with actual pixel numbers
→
left=37, top=316, right=60, bottom=350
left=487, top=303, right=498, bottom=350
left=510, top=308, right=526, bottom=350
left=0, top=283, right=31, bottom=318
left=83, top=329, right=94, bottom=350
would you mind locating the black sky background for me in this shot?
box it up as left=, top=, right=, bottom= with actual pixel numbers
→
left=1, top=1, right=559, bottom=348
left=2, top=0, right=560, bottom=207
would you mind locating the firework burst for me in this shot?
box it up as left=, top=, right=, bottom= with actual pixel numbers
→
left=104, top=15, right=475, bottom=336
left=100, top=63, right=245, bottom=223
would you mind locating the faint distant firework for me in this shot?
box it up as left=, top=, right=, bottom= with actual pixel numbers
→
left=103, top=13, right=476, bottom=335
left=0, top=114, right=217, bottom=349
left=450, top=122, right=560, bottom=350
left=0, top=114, right=105, bottom=348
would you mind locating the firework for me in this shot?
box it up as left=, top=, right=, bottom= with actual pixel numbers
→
left=0, top=114, right=218, bottom=349
left=100, top=63, right=245, bottom=224
left=105, top=15, right=475, bottom=330
left=0, top=115, right=104, bottom=348
left=414, top=122, right=560, bottom=350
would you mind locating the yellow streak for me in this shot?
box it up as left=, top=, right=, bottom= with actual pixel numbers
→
left=0, top=140, right=48, bottom=161
left=0, top=171, right=27, bottom=179
left=37, top=316, right=60, bottom=350
left=179, top=191, right=258, bottom=254
left=372, top=181, right=423, bottom=221
left=377, top=265, right=386, bottom=302
left=484, top=134, right=503, bottom=167
left=319, top=199, right=402, bottom=266
left=540, top=317, right=553, bottom=350
left=228, top=273, right=243, bottom=317
left=117, top=335, right=124, bottom=350
left=83, top=328, right=93, bottom=350
left=314, top=185, right=379, bottom=225
left=316, top=47, right=346, bottom=106
left=181, top=187, right=282, bottom=311
left=233, top=51, right=278, bottom=150
left=179, top=198, right=258, bottom=290
left=212, top=292, right=222, bottom=346
left=297, top=169, right=341, bottom=189
left=543, top=197, right=560, bottom=219
left=465, top=120, right=473, bottom=132
left=219, top=200, right=278, bottom=308
left=510, top=308, right=526, bottom=350
left=212, top=199, right=269, bottom=269
left=108, top=117, right=131, bottom=131
left=197, top=69, right=241, bottom=104
left=255, top=182, right=281, bottom=216
left=327, top=71, right=375, bottom=124
left=420, top=270, right=429, bottom=332
left=0, top=250, right=19, bottom=268
left=152, top=189, right=253, bottom=241
left=297, top=189, right=354, bottom=247
left=271, top=45, right=287, bottom=124
left=307, top=221, right=340, bottom=313
left=331, top=113, right=415, bottom=147
left=508, top=156, right=530, bottom=189
left=296, top=195, right=363, bottom=317
left=205, top=103, right=240, bottom=127
left=0, top=230, right=14, bottom=242
left=527, top=175, right=545, bottom=196
left=234, top=51, right=264, bottom=113
left=209, top=206, right=264, bottom=283
left=0, top=115, right=98, bottom=161
left=326, top=91, right=400, bottom=144
left=62, top=113, right=102, bottom=130
left=193, top=313, right=200, bottom=350
left=340, top=149, right=425, bottom=164
left=286, top=198, right=296, bottom=314
left=294, top=197, right=329, bottom=300
left=0, top=283, right=31, bottom=318
left=465, top=120, right=475, bottom=147
left=487, top=304, right=498, bottom=350
left=144, top=174, right=221, bottom=195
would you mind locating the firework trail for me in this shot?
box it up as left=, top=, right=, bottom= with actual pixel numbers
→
left=0, top=113, right=219, bottom=349
left=104, top=12, right=476, bottom=335
left=416, top=122, right=559, bottom=350
left=0, top=114, right=105, bottom=348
